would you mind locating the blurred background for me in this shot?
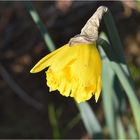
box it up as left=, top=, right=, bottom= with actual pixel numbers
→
left=0, top=1, right=140, bottom=139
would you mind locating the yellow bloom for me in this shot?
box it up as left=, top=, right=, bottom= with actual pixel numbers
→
left=30, top=43, right=102, bottom=103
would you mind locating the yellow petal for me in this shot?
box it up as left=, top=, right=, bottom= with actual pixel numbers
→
left=71, top=43, right=101, bottom=85
left=30, top=44, right=69, bottom=73
left=46, top=68, right=59, bottom=91
left=58, top=80, right=71, bottom=97
left=95, top=76, right=102, bottom=102
left=71, top=84, right=93, bottom=103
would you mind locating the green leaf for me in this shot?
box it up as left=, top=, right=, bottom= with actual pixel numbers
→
left=48, top=103, right=61, bottom=139
left=25, top=1, right=55, bottom=52
left=128, top=122, right=138, bottom=139
left=77, top=102, right=103, bottom=138
left=116, top=117, right=126, bottom=139
left=63, top=114, right=80, bottom=136
left=100, top=47, right=117, bottom=138
left=103, top=10, right=126, bottom=64
left=111, top=61, right=140, bottom=137
left=98, top=38, right=140, bottom=137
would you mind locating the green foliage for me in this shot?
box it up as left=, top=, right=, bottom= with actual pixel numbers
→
left=129, top=63, right=140, bottom=81
left=25, top=1, right=55, bottom=52
left=77, top=102, right=103, bottom=138
left=48, top=103, right=60, bottom=139
left=101, top=46, right=117, bottom=138
left=116, top=117, right=126, bottom=139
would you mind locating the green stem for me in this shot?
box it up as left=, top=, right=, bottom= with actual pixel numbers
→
left=103, top=10, right=126, bottom=64
left=101, top=52, right=117, bottom=138
left=25, top=1, right=55, bottom=52
left=103, top=10, right=135, bottom=86
left=76, top=102, right=103, bottom=138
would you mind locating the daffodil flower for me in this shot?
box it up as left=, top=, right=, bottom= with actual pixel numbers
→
left=30, top=6, right=107, bottom=103
left=30, top=42, right=102, bottom=103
